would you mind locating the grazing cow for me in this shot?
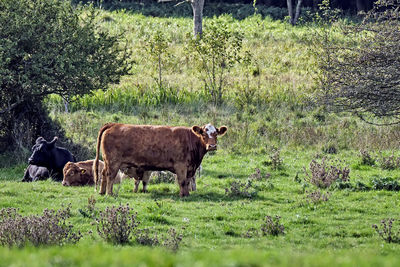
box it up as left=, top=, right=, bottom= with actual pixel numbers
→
left=28, top=136, right=76, bottom=181
left=21, top=165, right=50, bottom=182
left=62, top=160, right=152, bottom=192
left=93, top=123, right=227, bottom=197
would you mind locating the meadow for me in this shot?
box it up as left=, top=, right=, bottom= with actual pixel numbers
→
left=1, top=4, right=400, bottom=267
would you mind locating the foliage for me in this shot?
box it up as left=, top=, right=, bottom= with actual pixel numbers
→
left=150, top=171, right=176, bottom=184
left=379, top=153, right=400, bottom=170
left=144, top=30, right=171, bottom=89
left=260, top=215, right=285, bottom=236
left=186, top=18, right=245, bottom=105
left=135, top=228, right=160, bottom=246
left=359, top=149, right=375, bottom=166
left=305, top=189, right=331, bottom=204
left=162, top=228, right=183, bottom=252
left=372, top=218, right=400, bottom=244
left=96, top=203, right=139, bottom=245
left=315, top=0, right=400, bottom=124
left=78, top=196, right=98, bottom=219
left=0, top=206, right=81, bottom=248
left=304, top=157, right=350, bottom=188
left=225, top=179, right=258, bottom=198
left=0, top=0, right=131, bottom=151
left=371, top=177, right=400, bottom=191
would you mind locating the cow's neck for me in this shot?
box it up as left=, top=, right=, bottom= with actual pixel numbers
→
left=189, top=131, right=207, bottom=166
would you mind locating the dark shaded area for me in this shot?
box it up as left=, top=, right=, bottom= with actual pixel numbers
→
left=75, top=0, right=375, bottom=20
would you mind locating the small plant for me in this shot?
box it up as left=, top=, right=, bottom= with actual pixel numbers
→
left=225, top=179, right=258, bottom=199
left=261, top=215, right=285, bottom=236
left=371, top=177, right=400, bottom=191
left=162, top=228, right=183, bottom=252
left=359, top=149, right=375, bottom=166
left=242, top=227, right=259, bottom=238
left=270, top=148, right=283, bottom=170
left=249, top=168, right=271, bottom=181
left=135, top=228, right=160, bottom=246
left=372, top=218, right=400, bottom=243
left=96, top=203, right=139, bottom=245
left=0, top=205, right=81, bottom=248
left=150, top=171, right=176, bottom=184
left=379, top=153, right=400, bottom=170
left=78, top=195, right=98, bottom=219
left=305, top=190, right=331, bottom=204
left=304, top=157, right=350, bottom=188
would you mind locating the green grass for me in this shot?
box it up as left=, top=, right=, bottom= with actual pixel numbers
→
left=1, top=150, right=400, bottom=266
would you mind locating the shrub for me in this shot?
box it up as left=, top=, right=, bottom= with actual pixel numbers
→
left=305, top=190, right=331, bottom=204
left=359, top=149, right=375, bottom=166
left=270, top=148, right=283, bottom=170
left=162, top=228, right=183, bottom=252
left=0, top=206, right=81, bottom=248
left=78, top=195, right=98, bottom=219
left=261, top=215, right=285, bottom=236
left=150, top=171, right=176, bottom=184
left=304, top=157, right=350, bottom=189
left=135, top=228, right=160, bottom=246
left=371, top=177, right=400, bottom=191
left=379, top=153, right=400, bottom=170
left=96, top=203, right=139, bottom=245
left=249, top=168, right=271, bottom=181
left=372, top=218, right=400, bottom=244
left=225, top=179, right=258, bottom=199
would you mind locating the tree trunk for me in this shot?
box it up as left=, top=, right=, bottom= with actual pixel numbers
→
left=191, top=0, right=205, bottom=38
left=287, top=0, right=303, bottom=26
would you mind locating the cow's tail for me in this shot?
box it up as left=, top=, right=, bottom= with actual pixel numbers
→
left=94, top=123, right=114, bottom=192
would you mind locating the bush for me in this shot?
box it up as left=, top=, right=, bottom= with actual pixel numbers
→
left=304, top=157, right=350, bottom=188
left=379, top=153, right=400, bottom=170
left=162, top=228, right=183, bottom=252
left=305, top=190, right=331, bottom=204
left=225, top=179, right=258, bottom=198
left=371, top=177, right=400, bottom=191
left=135, top=228, right=160, bottom=246
left=261, top=215, right=285, bottom=236
left=0, top=206, right=81, bottom=248
left=372, top=218, right=400, bottom=244
left=359, top=149, right=375, bottom=166
left=96, top=203, right=139, bottom=245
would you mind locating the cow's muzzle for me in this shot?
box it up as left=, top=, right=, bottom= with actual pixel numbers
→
left=206, top=144, right=217, bottom=151
left=62, top=181, right=68, bottom=186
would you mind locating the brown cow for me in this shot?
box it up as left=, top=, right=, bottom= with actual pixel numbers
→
left=62, top=160, right=152, bottom=192
left=93, top=123, right=227, bottom=197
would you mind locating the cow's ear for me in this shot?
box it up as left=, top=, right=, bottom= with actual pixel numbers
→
left=192, top=126, right=204, bottom=136
left=217, top=126, right=228, bottom=136
left=48, top=137, right=58, bottom=147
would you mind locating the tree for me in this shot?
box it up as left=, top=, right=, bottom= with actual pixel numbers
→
left=287, top=0, right=303, bottom=25
left=0, top=0, right=131, bottom=151
left=315, top=0, right=400, bottom=125
left=187, top=18, right=244, bottom=105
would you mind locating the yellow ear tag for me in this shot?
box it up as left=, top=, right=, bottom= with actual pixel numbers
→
left=81, top=169, right=86, bottom=174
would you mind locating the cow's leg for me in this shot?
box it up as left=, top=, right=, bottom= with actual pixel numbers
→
left=106, top=167, right=119, bottom=196
left=175, top=165, right=189, bottom=197
left=99, top=167, right=107, bottom=195
left=134, top=179, right=140, bottom=193
left=142, top=172, right=151, bottom=193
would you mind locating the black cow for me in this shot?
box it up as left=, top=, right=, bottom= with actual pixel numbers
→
left=27, top=136, right=76, bottom=181
left=22, top=165, right=50, bottom=182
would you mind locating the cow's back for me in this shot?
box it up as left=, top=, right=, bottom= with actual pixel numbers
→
left=102, top=124, right=196, bottom=171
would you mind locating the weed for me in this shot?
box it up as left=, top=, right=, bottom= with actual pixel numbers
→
left=305, top=190, right=331, bottom=204
left=261, top=215, right=285, bottom=236
left=359, top=149, right=375, bottom=166
left=0, top=205, right=81, bottom=248
left=304, top=157, right=350, bottom=188
left=78, top=195, right=98, bottom=219
left=135, top=228, right=160, bottom=246
left=150, top=171, right=176, bottom=184
left=379, top=153, right=400, bottom=170
left=372, top=218, right=400, bottom=243
left=225, top=179, right=258, bottom=199
left=162, top=228, right=183, bottom=252
left=96, top=203, right=139, bottom=245
left=242, top=227, right=259, bottom=238
left=371, top=177, right=400, bottom=191
left=249, top=168, right=271, bottom=181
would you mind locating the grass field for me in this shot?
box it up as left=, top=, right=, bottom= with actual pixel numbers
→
left=1, top=149, right=400, bottom=266
left=1, top=4, right=400, bottom=267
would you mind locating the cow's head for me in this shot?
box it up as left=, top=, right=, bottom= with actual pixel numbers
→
left=192, top=124, right=228, bottom=151
left=62, top=162, right=91, bottom=186
left=28, top=137, right=58, bottom=166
